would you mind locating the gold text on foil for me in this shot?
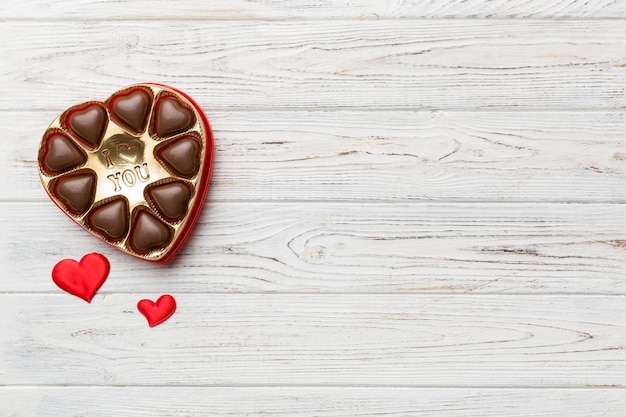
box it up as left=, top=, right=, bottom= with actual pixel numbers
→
left=106, top=163, right=151, bottom=191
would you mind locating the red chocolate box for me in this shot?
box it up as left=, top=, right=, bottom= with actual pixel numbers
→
left=38, top=83, right=214, bottom=262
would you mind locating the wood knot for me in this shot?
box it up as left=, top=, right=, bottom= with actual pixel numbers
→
left=308, top=246, right=327, bottom=261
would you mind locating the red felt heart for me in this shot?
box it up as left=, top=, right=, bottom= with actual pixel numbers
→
left=52, top=253, right=110, bottom=302
left=137, top=294, right=177, bottom=327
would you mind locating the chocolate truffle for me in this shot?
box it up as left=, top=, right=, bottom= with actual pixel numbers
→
left=157, top=136, right=201, bottom=177
left=112, top=89, right=152, bottom=133
left=153, top=96, right=195, bottom=138
left=68, top=104, right=107, bottom=147
left=88, top=199, right=130, bottom=241
left=43, top=133, right=87, bottom=173
left=147, top=181, right=192, bottom=221
left=130, top=210, right=172, bottom=253
left=54, top=172, right=96, bottom=213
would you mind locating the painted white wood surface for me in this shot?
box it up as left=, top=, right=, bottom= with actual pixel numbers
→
left=4, top=202, right=626, bottom=294
left=3, top=387, right=625, bottom=417
left=2, top=294, right=625, bottom=386
left=2, top=21, right=626, bottom=111
left=3, top=0, right=626, bottom=19
left=2, top=0, right=626, bottom=416
left=7, top=110, right=626, bottom=202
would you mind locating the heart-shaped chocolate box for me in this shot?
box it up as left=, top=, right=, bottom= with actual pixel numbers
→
left=38, top=84, right=214, bottom=262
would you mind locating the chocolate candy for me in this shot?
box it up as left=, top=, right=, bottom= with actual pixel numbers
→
left=38, top=84, right=214, bottom=262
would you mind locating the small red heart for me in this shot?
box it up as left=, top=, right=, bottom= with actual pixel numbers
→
left=52, top=253, right=110, bottom=303
left=137, top=294, right=177, bottom=327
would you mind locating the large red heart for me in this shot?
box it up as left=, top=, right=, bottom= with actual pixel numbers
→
left=52, top=253, right=110, bottom=303
left=137, top=294, right=177, bottom=327
left=38, top=83, right=214, bottom=262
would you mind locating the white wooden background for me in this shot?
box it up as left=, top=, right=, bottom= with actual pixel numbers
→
left=2, top=1, right=626, bottom=415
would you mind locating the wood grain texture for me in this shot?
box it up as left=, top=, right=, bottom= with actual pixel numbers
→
left=2, top=387, right=626, bottom=417
left=2, top=21, right=626, bottom=111
left=9, top=110, right=626, bottom=202
left=5, top=1, right=626, bottom=413
left=2, top=293, right=625, bottom=386
left=2, top=0, right=625, bottom=19
left=4, top=201, right=626, bottom=294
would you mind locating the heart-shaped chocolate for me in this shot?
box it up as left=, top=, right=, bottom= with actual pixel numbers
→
left=38, top=84, right=214, bottom=262
left=153, top=97, right=196, bottom=138
left=111, top=89, right=152, bottom=133
left=68, top=104, right=108, bottom=148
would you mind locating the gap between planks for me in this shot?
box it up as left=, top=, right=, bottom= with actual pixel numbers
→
left=3, top=292, right=626, bottom=296
left=9, top=199, right=626, bottom=205
left=4, top=108, right=626, bottom=113
left=1, top=384, right=625, bottom=389
left=3, top=17, right=626, bottom=22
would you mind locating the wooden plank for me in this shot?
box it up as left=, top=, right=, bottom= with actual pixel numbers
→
left=9, top=110, right=626, bottom=202
left=2, top=387, right=625, bottom=417
left=4, top=201, right=626, bottom=294
left=2, top=21, right=626, bottom=111
left=1, top=293, right=625, bottom=386
left=2, top=0, right=625, bottom=19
